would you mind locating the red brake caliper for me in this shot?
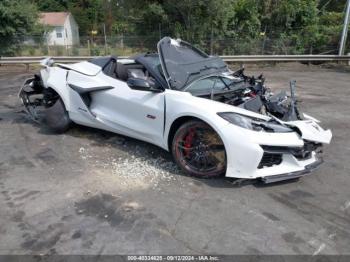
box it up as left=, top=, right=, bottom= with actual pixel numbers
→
left=184, top=128, right=195, bottom=157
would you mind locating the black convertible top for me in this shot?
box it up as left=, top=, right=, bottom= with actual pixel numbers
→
left=89, top=56, right=117, bottom=69
left=134, top=53, right=168, bottom=89
left=87, top=54, right=168, bottom=89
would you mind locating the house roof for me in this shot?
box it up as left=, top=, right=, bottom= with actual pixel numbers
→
left=39, top=12, right=70, bottom=26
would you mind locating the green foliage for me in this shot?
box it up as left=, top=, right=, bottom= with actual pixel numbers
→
left=41, top=45, right=48, bottom=56
left=72, top=47, right=80, bottom=56
left=55, top=46, right=65, bottom=56
left=33, top=0, right=68, bottom=11
left=0, top=0, right=41, bottom=55
left=161, top=0, right=235, bottom=42
left=91, top=46, right=101, bottom=56
left=68, top=0, right=105, bottom=35
left=28, top=47, right=36, bottom=56
left=230, top=0, right=260, bottom=38
left=135, top=3, right=168, bottom=35
left=319, top=0, right=347, bottom=12
left=3, top=0, right=349, bottom=56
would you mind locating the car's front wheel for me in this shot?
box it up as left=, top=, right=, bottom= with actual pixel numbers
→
left=172, top=120, right=226, bottom=178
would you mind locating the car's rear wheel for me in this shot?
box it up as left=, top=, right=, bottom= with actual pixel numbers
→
left=44, top=98, right=72, bottom=133
left=172, top=120, right=226, bottom=178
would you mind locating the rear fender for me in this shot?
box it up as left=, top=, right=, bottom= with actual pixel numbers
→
left=45, top=67, right=72, bottom=111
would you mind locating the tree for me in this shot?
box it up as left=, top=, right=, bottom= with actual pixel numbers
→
left=3, top=0, right=348, bottom=55
left=0, top=0, right=41, bottom=55
left=68, top=0, right=105, bottom=36
left=162, top=0, right=235, bottom=42
left=319, top=0, right=347, bottom=12
left=33, top=0, right=68, bottom=11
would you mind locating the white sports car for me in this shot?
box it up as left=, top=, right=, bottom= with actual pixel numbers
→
left=19, top=37, right=332, bottom=183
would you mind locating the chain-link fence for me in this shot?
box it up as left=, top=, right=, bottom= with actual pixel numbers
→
left=7, top=33, right=349, bottom=57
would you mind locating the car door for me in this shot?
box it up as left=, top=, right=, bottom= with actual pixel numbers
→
left=89, top=72, right=165, bottom=147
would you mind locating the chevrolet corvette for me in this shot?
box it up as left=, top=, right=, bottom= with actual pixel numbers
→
left=19, top=37, right=332, bottom=183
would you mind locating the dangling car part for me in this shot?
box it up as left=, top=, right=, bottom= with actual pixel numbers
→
left=19, top=37, right=332, bottom=183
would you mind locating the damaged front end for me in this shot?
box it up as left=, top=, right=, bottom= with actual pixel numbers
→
left=207, top=67, right=302, bottom=122
left=19, top=74, right=59, bottom=123
left=19, top=75, right=46, bottom=122
left=19, top=57, right=61, bottom=122
left=212, top=68, right=332, bottom=182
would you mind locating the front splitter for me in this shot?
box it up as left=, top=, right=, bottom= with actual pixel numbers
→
left=261, top=158, right=324, bottom=184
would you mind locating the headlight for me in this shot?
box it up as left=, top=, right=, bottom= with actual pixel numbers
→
left=217, top=112, right=293, bottom=133
left=218, top=112, right=256, bottom=130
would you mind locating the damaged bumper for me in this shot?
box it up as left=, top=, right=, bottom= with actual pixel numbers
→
left=220, top=119, right=332, bottom=182
left=255, top=144, right=324, bottom=183
left=261, top=158, right=323, bottom=183
left=18, top=77, right=45, bottom=122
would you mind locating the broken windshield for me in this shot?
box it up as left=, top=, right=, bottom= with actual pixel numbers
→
left=157, top=37, right=228, bottom=90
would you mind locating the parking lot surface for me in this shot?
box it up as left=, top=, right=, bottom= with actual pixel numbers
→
left=0, top=63, right=349, bottom=255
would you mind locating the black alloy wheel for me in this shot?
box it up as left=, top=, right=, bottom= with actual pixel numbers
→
left=172, top=120, right=226, bottom=178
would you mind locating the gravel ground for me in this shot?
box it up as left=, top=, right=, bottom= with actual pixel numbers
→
left=0, top=63, right=350, bottom=255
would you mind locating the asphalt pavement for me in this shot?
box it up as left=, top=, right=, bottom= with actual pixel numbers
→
left=0, top=63, right=349, bottom=255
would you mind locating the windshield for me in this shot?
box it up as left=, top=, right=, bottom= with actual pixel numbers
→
left=185, top=76, right=246, bottom=95
left=157, top=37, right=228, bottom=90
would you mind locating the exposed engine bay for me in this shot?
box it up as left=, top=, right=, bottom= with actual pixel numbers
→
left=199, top=68, right=301, bottom=121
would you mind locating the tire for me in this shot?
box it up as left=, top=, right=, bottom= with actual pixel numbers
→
left=172, top=120, right=226, bottom=178
left=44, top=98, right=72, bottom=133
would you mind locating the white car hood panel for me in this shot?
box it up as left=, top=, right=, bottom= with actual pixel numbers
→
left=286, top=120, right=332, bottom=144
left=183, top=92, right=271, bottom=121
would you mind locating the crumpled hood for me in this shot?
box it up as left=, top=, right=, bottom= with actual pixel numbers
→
left=285, top=120, right=332, bottom=144
left=193, top=92, right=332, bottom=144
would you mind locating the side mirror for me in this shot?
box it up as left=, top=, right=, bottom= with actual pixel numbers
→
left=127, top=78, right=162, bottom=92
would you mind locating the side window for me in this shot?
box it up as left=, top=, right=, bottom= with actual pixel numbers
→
left=186, top=77, right=226, bottom=94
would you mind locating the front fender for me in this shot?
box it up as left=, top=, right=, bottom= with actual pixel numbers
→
left=164, top=90, right=236, bottom=151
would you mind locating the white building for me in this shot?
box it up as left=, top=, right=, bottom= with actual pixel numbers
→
left=39, top=12, right=80, bottom=46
